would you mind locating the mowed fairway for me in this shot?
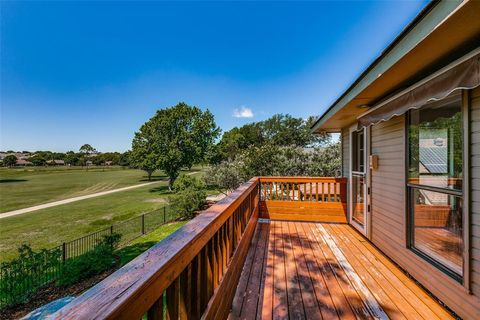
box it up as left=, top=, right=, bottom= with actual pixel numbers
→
left=0, top=182, right=170, bottom=261
left=0, top=166, right=164, bottom=212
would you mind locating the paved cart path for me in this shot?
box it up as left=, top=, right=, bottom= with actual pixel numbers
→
left=0, top=181, right=160, bottom=219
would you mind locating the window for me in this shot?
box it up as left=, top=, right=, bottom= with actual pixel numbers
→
left=407, top=92, right=464, bottom=280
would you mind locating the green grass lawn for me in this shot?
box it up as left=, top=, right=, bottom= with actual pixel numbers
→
left=0, top=166, right=167, bottom=212
left=0, top=169, right=214, bottom=261
left=117, top=221, right=188, bottom=265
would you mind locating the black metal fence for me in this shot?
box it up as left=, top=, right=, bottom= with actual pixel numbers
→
left=0, top=206, right=179, bottom=308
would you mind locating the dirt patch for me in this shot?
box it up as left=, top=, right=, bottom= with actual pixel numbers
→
left=0, top=268, right=116, bottom=320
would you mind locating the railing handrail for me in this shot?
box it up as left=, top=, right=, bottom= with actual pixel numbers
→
left=53, top=178, right=260, bottom=320
left=259, top=176, right=347, bottom=183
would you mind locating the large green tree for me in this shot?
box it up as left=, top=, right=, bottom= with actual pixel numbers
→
left=131, top=102, right=220, bottom=189
left=3, top=155, right=17, bottom=167
left=79, top=144, right=97, bottom=169
left=79, top=144, right=96, bottom=157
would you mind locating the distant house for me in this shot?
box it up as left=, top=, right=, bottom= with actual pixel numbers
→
left=47, top=159, right=65, bottom=166
left=16, top=159, right=32, bottom=166
left=85, top=160, right=93, bottom=166
left=105, top=161, right=113, bottom=166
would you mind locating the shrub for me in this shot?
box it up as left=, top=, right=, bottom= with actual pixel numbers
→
left=203, top=161, right=244, bottom=193
left=307, top=143, right=342, bottom=177
left=0, top=245, right=61, bottom=307
left=173, top=174, right=205, bottom=192
left=57, top=233, right=121, bottom=287
left=171, top=175, right=206, bottom=219
left=203, top=142, right=342, bottom=188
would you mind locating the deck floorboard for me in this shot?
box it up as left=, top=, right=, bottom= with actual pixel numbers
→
left=229, top=220, right=454, bottom=320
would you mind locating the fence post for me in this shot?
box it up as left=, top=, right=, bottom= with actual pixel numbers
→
left=142, top=214, right=145, bottom=235
left=163, top=207, right=166, bottom=223
left=110, top=225, right=114, bottom=249
left=62, top=242, right=66, bottom=264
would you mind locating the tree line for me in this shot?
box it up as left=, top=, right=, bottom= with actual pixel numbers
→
left=2, top=145, right=131, bottom=167
left=129, top=102, right=341, bottom=191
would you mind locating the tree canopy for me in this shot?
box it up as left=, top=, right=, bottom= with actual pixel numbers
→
left=3, top=155, right=17, bottom=167
left=79, top=144, right=97, bottom=156
left=131, top=102, right=220, bottom=187
left=213, top=114, right=329, bottom=162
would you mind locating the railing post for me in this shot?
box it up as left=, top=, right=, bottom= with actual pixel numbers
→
left=340, top=179, right=347, bottom=204
left=62, top=242, right=66, bottom=264
left=163, top=207, right=167, bottom=223
left=142, top=214, right=145, bottom=235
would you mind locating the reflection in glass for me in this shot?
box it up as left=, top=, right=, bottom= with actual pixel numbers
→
left=408, top=93, right=463, bottom=190
left=411, top=188, right=463, bottom=275
left=352, top=130, right=365, bottom=172
left=352, top=175, right=365, bottom=226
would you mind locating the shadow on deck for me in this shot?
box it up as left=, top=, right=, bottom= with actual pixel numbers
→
left=229, top=220, right=454, bottom=320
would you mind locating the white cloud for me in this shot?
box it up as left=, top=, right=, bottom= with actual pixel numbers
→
left=233, top=106, right=254, bottom=118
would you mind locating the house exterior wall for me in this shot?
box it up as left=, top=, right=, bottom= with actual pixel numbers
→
left=362, top=95, right=480, bottom=319
left=341, top=127, right=350, bottom=177
left=471, top=86, right=480, bottom=297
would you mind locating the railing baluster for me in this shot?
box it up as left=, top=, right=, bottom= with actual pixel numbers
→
left=228, top=213, right=235, bottom=260
left=179, top=265, right=190, bottom=319
left=212, top=235, right=219, bottom=289
left=336, top=182, right=338, bottom=202
left=208, top=242, right=214, bottom=298
left=201, top=247, right=211, bottom=311
left=147, top=294, right=164, bottom=320
left=191, top=255, right=201, bottom=319
left=221, top=225, right=227, bottom=277
left=166, top=278, right=179, bottom=320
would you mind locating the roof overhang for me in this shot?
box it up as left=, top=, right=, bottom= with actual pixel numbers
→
left=311, top=0, right=480, bottom=133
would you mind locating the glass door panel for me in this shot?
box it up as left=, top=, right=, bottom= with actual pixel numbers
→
left=352, top=174, right=365, bottom=226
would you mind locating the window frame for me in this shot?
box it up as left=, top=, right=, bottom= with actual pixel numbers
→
left=405, top=90, right=469, bottom=285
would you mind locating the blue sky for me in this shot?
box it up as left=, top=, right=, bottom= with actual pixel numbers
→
left=0, top=1, right=427, bottom=152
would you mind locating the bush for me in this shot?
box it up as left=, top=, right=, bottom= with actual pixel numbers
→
left=307, top=143, right=342, bottom=177
left=173, top=174, right=205, bottom=192
left=171, top=175, right=206, bottom=219
left=0, top=245, right=61, bottom=306
left=57, top=233, right=121, bottom=286
left=204, top=143, right=342, bottom=186
left=203, top=161, right=244, bottom=193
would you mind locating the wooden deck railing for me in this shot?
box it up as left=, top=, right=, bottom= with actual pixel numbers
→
left=259, top=177, right=347, bottom=223
left=52, top=176, right=346, bottom=320
left=53, top=178, right=260, bottom=320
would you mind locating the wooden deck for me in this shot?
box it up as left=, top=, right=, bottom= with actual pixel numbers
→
left=230, top=220, right=454, bottom=320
